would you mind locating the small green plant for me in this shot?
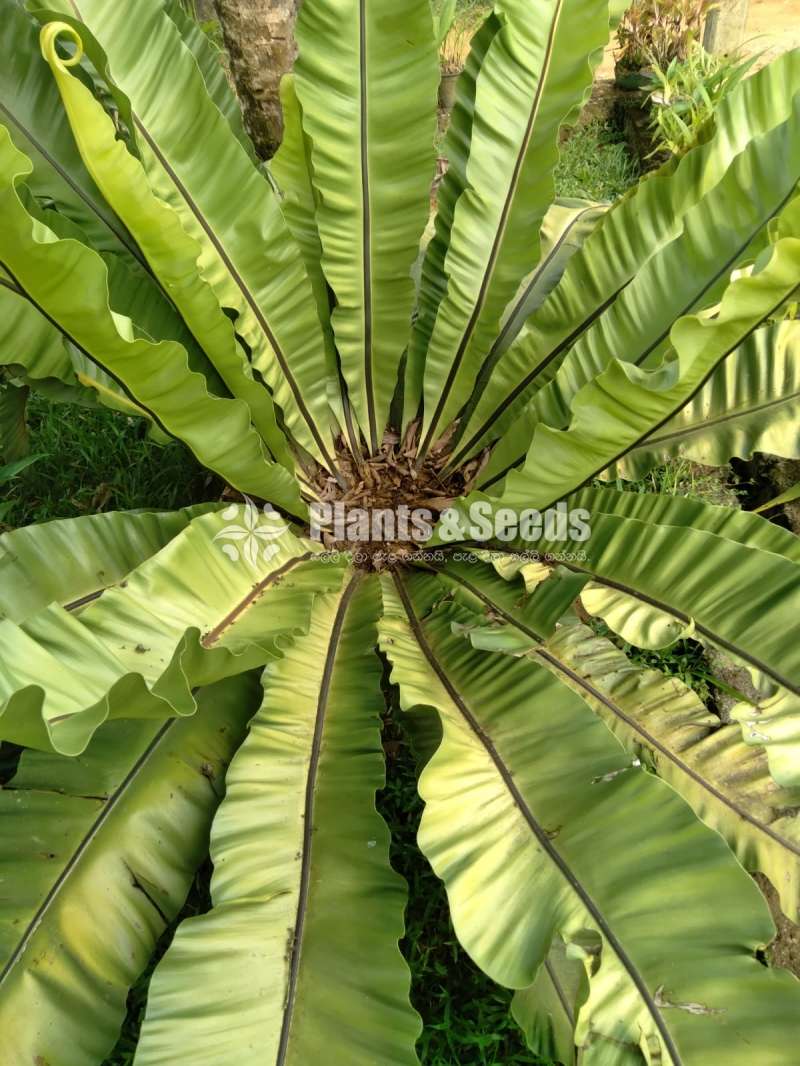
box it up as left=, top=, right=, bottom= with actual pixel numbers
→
left=616, top=457, right=743, bottom=508
left=645, top=41, right=756, bottom=156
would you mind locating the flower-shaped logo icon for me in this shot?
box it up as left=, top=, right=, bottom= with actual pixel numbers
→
left=213, top=498, right=290, bottom=567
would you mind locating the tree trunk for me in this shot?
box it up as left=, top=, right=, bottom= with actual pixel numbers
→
left=212, top=0, right=298, bottom=159
left=703, top=0, right=750, bottom=54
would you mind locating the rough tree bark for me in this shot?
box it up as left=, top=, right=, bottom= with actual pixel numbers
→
left=703, top=0, right=750, bottom=54
left=212, top=0, right=298, bottom=159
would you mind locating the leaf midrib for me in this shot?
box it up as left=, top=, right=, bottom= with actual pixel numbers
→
left=633, top=385, right=800, bottom=450
left=276, top=572, right=362, bottom=1064
left=420, top=0, right=566, bottom=457
left=67, top=0, right=335, bottom=471
left=393, top=571, right=684, bottom=1066
left=438, top=563, right=800, bottom=860
left=0, top=717, right=175, bottom=988
left=358, top=0, right=376, bottom=453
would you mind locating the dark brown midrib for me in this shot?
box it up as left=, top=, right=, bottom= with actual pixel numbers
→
left=449, top=286, right=624, bottom=473
left=438, top=562, right=800, bottom=858
left=445, top=204, right=602, bottom=472
left=68, top=0, right=335, bottom=473
left=393, top=571, right=683, bottom=1066
left=275, top=572, right=362, bottom=1063
left=358, top=0, right=377, bottom=454
left=632, top=387, right=800, bottom=450
left=544, top=956, right=574, bottom=1026
left=0, top=718, right=176, bottom=987
left=419, top=0, right=566, bottom=459
left=0, top=97, right=146, bottom=269
left=201, top=552, right=312, bottom=647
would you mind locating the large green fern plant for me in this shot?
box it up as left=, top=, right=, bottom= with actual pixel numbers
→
left=1, top=0, right=800, bottom=1061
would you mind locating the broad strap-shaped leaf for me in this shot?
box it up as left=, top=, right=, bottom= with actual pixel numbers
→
left=458, top=201, right=800, bottom=511
left=569, top=484, right=800, bottom=562
left=0, top=509, right=344, bottom=754
left=529, top=94, right=800, bottom=435
left=0, top=504, right=218, bottom=623
left=403, top=13, right=502, bottom=426
left=380, top=570, right=800, bottom=1063
left=441, top=493, right=800, bottom=793
left=269, top=74, right=343, bottom=430
left=134, top=575, right=420, bottom=1066
left=449, top=501, right=800, bottom=697
left=0, top=673, right=260, bottom=1066
left=294, top=0, right=439, bottom=453
left=454, top=50, right=800, bottom=463
left=45, top=0, right=336, bottom=466
left=0, top=127, right=305, bottom=516
left=40, top=21, right=292, bottom=468
left=481, top=198, right=608, bottom=371
left=610, top=321, right=800, bottom=480
left=161, top=0, right=254, bottom=158
left=546, top=623, right=800, bottom=924
left=417, top=0, right=613, bottom=455
left=512, top=940, right=586, bottom=1066
left=436, top=556, right=800, bottom=923
left=0, top=0, right=142, bottom=262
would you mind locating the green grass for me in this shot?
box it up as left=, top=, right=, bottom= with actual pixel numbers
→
left=614, top=457, right=744, bottom=509
left=555, top=120, right=640, bottom=201
left=0, top=395, right=211, bottom=529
